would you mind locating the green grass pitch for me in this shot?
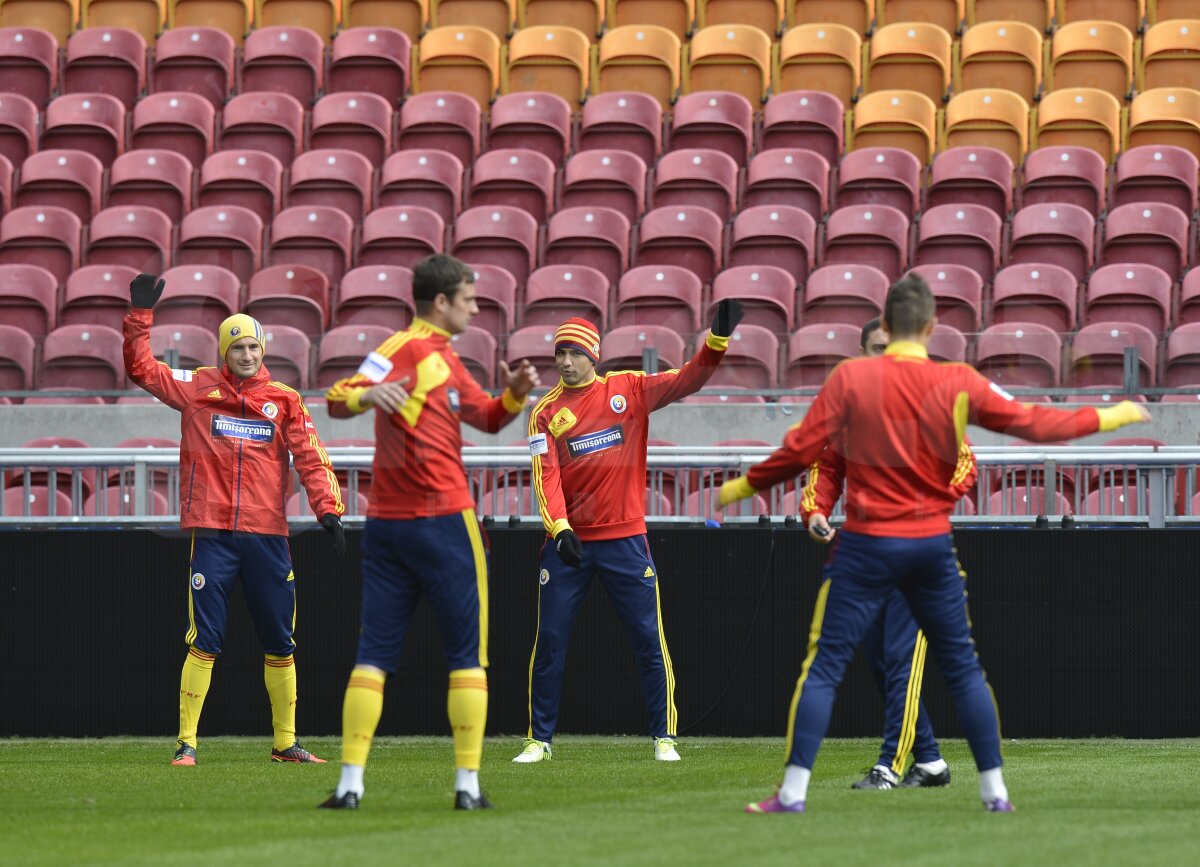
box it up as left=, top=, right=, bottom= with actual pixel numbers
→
left=1, top=737, right=1197, bottom=866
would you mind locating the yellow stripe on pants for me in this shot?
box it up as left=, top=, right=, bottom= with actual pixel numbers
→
left=462, top=509, right=490, bottom=668
left=784, top=579, right=831, bottom=761
left=892, top=630, right=929, bottom=776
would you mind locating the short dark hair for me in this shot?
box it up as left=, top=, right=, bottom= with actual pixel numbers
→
left=859, top=317, right=882, bottom=351
left=412, top=254, right=473, bottom=309
left=883, top=274, right=936, bottom=337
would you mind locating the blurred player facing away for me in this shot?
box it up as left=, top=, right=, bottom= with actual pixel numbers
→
left=320, top=254, right=539, bottom=811
left=122, top=274, right=347, bottom=768
left=513, top=300, right=742, bottom=765
left=720, top=274, right=1150, bottom=814
left=802, top=317, right=977, bottom=790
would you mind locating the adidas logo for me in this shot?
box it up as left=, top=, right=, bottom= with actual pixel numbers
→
left=207, top=389, right=222, bottom=399
left=644, top=566, right=655, bottom=578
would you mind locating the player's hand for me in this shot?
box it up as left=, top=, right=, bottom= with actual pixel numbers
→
left=807, top=514, right=835, bottom=544
left=1096, top=400, right=1152, bottom=432
left=320, top=513, right=347, bottom=559
left=718, top=476, right=756, bottom=508
left=129, top=273, right=165, bottom=309
left=501, top=358, right=540, bottom=400
left=710, top=298, right=745, bottom=338
left=554, top=528, right=582, bottom=568
left=363, top=377, right=410, bottom=413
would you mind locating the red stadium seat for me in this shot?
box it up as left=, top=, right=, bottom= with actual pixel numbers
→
left=357, top=205, right=446, bottom=270
left=84, top=487, right=171, bottom=516
left=151, top=27, right=235, bottom=109
left=85, top=205, right=173, bottom=274
left=743, top=149, right=828, bottom=222
left=198, top=150, right=285, bottom=224
left=728, top=205, right=816, bottom=286
left=1164, top=323, right=1200, bottom=387
left=1098, top=202, right=1190, bottom=284
left=476, top=486, right=534, bottom=517
left=1180, top=268, right=1200, bottom=326
left=487, top=91, right=572, bottom=165
left=1019, top=145, right=1107, bottom=213
left=991, top=263, right=1077, bottom=332
left=24, top=389, right=109, bottom=405
left=150, top=323, right=218, bottom=370
left=0, top=91, right=37, bottom=166
left=378, top=149, right=464, bottom=224
left=240, top=25, right=324, bottom=104
left=0, top=26, right=58, bottom=108
left=599, top=325, right=687, bottom=373
left=504, top=324, right=558, bottom=384
left=42, top=93, right=125, bottom=167
left=927, top=146, right=1014, bottom=220
left=542, top=206, right=630, bottom=287
left=15, top=150, right=105, bottom=221
left=1084, top=264, right=1171, bottom=334
left=330, top=27, right=412, bottom=106
left=683, top=388, right=767, bottom=405
left=834, top=147, right=920, bottom=220
left=560, top=150, right=647, bottom=224
left=1007, top=202, right=1095, bottom=282
left=38, top=323, right=125, bottom=391
left=669, top=91, right=754, bottom=166
left=335, top=264, right=414, bottom=330
left=822, top=204, right=908, bottom=282
left=1069, top=322, right=1157, bottom=388
left=285, top=149, right=373, bottom=223
left=64, top=27, right=146, bottom=110
left=0, top=262, right=57, bottom=338
left=652, top=148, right=739, bottom=221
left=451, top=205, right=539, bottom=286
left=0, top=151, right=8, bottom=212
left=218, top=92, right=305, bottom=169
left=802, top=263, right=888, bottom=328
left=975, top=322, right=1062, bottom=388
left=1079, top=486, right=1146, bottom=518
left=1112, top=145, right=1198, bottom=214
left=986, top=487, right=1073, bottom=516
left=761, top=91, right=844, bottom=167
left=108, top=150, right=193, bottom=224
left=785, top=323, right=859, bottom=387
left=468, top=148, right=557, bottom=224
left=61, top=264, right=138, bottom=332
left=310, top=92, right=393, bottom=168
left=7, top=437, right=94, bottom=499
left=259, top=324, right=311, bottom=389
left=246, top=263, right=330, bottom=336
left=2, top=487, right=74, bottom=517
left=709, top=265, right=794, bottom=336
left=0, top=323, right=33, bottom=390
left=466, top=263, right=517, bottom=338
left=267, top=205, right=355, bottom=286
left=906, top=264, right=984, bottom=333
left=913, top=204, right=1003, bottom=284
left=0, top=205, right=82, bottom=286
left=396, top=91, right=481, bottom=169
left=614, top=265, right=702, bottom=334
left=175, top=205, right=263, bottom=284
left=131, top=91, right=216, bottom=169
left=154, top=265, right=241, bottom=334
left=928, top=324, right=968, bottom=362
left=522, top=264, right=610, bottom=330
left=634, top=206, right=723, bottom=285
left=450, top=325, right=498, bottom=387
left=704, top=323, right=778, bottom=389
left=578, top=91, right=662, bottom=167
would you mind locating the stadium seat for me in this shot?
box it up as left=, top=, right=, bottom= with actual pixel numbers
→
left=42, top=93, right=126, bottom=167
left=974, top=322, right=1062, bottom=387
left=1020, top=145, right=1107, bottom=214
left=487, top=92, right=573, bottom=164
left=991, top=263, right=1077, bottom=332
left=1099, top=203, right=1189, bottom=284
left=1059, top=0, right=1143, bottom=33
left=0, top=25, right=59, bottom=108
left=0, top=0, right=76, bottom=43
left=1049, top=20, right=1134, bottom=101
left=0, top=323, right=34, bottom=390
left=504, top=323, right=557, bottom=383
left=777, top=24, right=861, bottom=109
left=703, top=324, right=778, bottom=389
left=240, top=25, right=324, bottom=105
left=1084, top=264, right=1171, bottom=334
left=468, top=148, right=557, bottom=223
left=465, top=263, right=516, bottom=338
left=1164, top=323, right=1200, bottom=387
left=6, top=436, right=95, bottom=500
left=957, top=20, right=1043, bottom=104
left=1069, top=322, right=1157, bottom=387
left=0, top=151, right=8, bottom=211
left=257, top=0, right=339, bottom=39
left=760, top=91, right=844, bottom=167
left=597, top=25, right=682, bottom=108
left=560, top=150, right=647, bottom=224
left=154, top=264, right=241, bottom=333
left=61, top=264, right=137, bottom=332
left=879, top=0, right=963, bottom=31
left=334, top=264, right=414, bottom=331
left=287, top=149, right=374, bottom=222
left=0, top=263, right=58, bottom=337
left=614, top=265, right=702, bottom=334
left=634, top=205, right=723, bottom=285
left=15, top=150, right=105, bottom=222
left=1141, top=19, right=1200, bottom=92
left=785, top=323, right=859, bottom=387
left=1007, top=202, right=1095, bottom=282
left=246, top=262, right=330, bottom=335
left=821, top=204, right=909, bottom=283
left=344, top=0, right=427, bottom=37
left=598, top=324, right=686, bottom=373
left=310, top=92, right=393, bottom=168
left=198, top=150, right=285, bottom=224
left=218, top=92, right=305, bottom=169
left=914, top=204, right=1003, bottom=283
left=84, top=487, right=172, bottom=516
left=434, top=0, right=515, bottom=37
left=520, top=0, right=604, bottom=39
left=131, top=91, right=216, bottom=169
left=357, top=205, right=447, bottom=271
left=927, top=147, right=1014, bottom=220
left=522, top=264, right=610, bottom=330
left=3, top=487, right=74, bottom=517
left=1035, top=87, right=1122, bottom=162
left=64, top=27, right=147, bottom=110
left=652, top=148, right=739, bottom=221
left=108, top=150, right=193, bottom=224
left=254, top=322, right=313, bottom=380
left=417, top=26, right=502, bottom=108
left=0, top=90, right=36, bottom=167
left=378, top=149, right=464, bottom=224
left=728, top=205, right=817, bottom=286
left=669, top=91, right=754, bottom=167
left=329, top=27, right=412, bottom=106
left=743, top=150, right=828, bottom=221
left=150, top=323, right=218, bottom=370
left=986, top=487, right=1073, bottom=516
left=1180, top=268, right=1200, bottom=326
left=175, top=204, right=263, bottom=283
left=928, top=323, right=968, bottom=362
left=1127, top=88, right=1200, bottom=164
left=82, top=0, right=163, bottom=42
left=866, top=22, right=952, bottom=105
left=967, top=0, right=1051, bottom=29
left=791, top=0, right=872, bottom=32
left=39, top=324, right=125, bottom=391
left=944, top=89, right=1030, bottom=165
left=315, top=325, right=393, bottom=389
left=450, top=205, right=538, bottom=285
left=907, top=264, right=984, bottom=333
left=611, top=0, right=693, bottom=38
left=1079, top=485, right=1146, bottom=518
left=1113, top=145, right=1198, bottom=214
left=396, top=91, right=481, bottom=168
left=542, top=206, right=631, bottom=286
left=803, top=264, right=888, bottom=330
left=0, top=206, right=82, bottom=286
left=506, top=26, right=591, bottom=109
left=85, top=205, right=173, bottom=274
left=686, top=24, right=772, bottom=106
left=708, top=265, right=793, bottom=336
left=851, top=90, right=938, bottom=163
left=151, top=26, right=236, bottom=108
left=834, top=147, right=920, bottom=220
left=578, top=91, right=662, bottom=166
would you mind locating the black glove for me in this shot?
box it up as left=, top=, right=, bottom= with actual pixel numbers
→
left=320, top=513, right=347, bottom=559
left=130, top=273, right=166, bottom=309
left=710, top=298, right=744, bottom=338
left=554, top=529, right=582, bottom=568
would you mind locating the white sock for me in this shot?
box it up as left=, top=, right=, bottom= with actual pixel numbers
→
left=456, top=768, right=480, bottom=798
left=336, top=764, right=364, bottom=798
left=979, top=767, right=1008, bottom=802
left=875, top=764, right=900, bottom=784
left=778, top=765, right=811, bottom=806
left=915, top=758, right=948, bottom=774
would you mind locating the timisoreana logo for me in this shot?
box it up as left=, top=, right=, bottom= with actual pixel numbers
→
left=566, top=425, right=625, bottom=459
left=210, top=415, right=275, bottom=443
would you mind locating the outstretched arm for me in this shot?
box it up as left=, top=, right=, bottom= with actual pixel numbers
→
left=638, top=299, right=743, bottom=411
left=122, top=274, right=193, bottom=411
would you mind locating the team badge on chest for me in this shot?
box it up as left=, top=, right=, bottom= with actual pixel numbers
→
left=610, top=394, right=627, bottom=414
left=261, top=401, right=278, bottom=419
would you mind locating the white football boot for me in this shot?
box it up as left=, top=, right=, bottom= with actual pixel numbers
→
left=654, top=737, right=681, bottom=761
left=512, top=739, right=552, bottom=763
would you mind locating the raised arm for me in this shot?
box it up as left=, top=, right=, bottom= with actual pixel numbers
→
left=122, top=274, right=193, bottom=411
left=638, top=299, right=742, bottom=411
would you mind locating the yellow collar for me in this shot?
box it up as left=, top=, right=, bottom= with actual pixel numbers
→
left=562, top=373, right=597, bottom=389
left=411, top=316, right=451, bottom=338
left=884, top=341, right=929, bottom=359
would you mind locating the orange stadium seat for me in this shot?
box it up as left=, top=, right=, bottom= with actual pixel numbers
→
left=0, top=92, right=38, bottom=166
left=82, top=0, right=164, bottom=42
left=523, top=265, right=610, bottom=330
left=358, top=205, right=446, bottom=270
left=598, top=25, right=682, bottom=108
left=344, top=0, right=427, bottom=38
left=709, top=265, right=794, bottom=335
left=488, top=92, right=572, bottom=164
left=728, top=205, right=817, bottom=285
left=335, top=264, right=414, bottom=331
left=1149, top=0, right=1190, bottom=24
left=63, top=27, right=147, bottom=110
left=0, top=26, right=59, bottom=109
left=218, top=91, right=305, bottom=168
left=836, top=147, right=921, bottom=218
left=154, top=264, right=240, bottom=333
left=1049, top=20, right=1134, bottom=101
left=744, top=149, right=829, bottom=220
left=0, top=0, right=77, bottom=43
left=0, top=206, right=82, bottom=286
left=992, top=262, right=1076, bottom=331
left=0, top=263, right=59, bottom=337
left=1128, top=88, right=1200, bottom=164
left=652, top=148, right=738, bottom=220
left=957, top=20, right=1043, bottom=104
left=634, top=205, right=723, bottom=285
left=1020, top=144, right=1107, bottom=212
left=199, top=150, right=285, bottom=223
left=778, top=24, right=862, bottom=109
left=785, top=323, right=860, bottom=387
left=268, top=205, right=355, bottom=286
left=579, top=91, right=662, bottom=165
left=256, top=0, right=338, bottom=40
left=927, top=146, right=1013, bottom=219
left=288, top=149, right=374, bottom=222
left=241, top=25, right=325, bottom=104
left=851, top=89, right=939, bottom=163
left=378, top=149, right=463, bottom=223
left=802, top=264, right=888, bottom=327
left=84, top=204, right=173, bottom=273
left=396, top=91, right=481, bottom=167
left=418, top=26, right=502, bottom=108
left=687, top=24, right=772, bottom=105
left=451, top=205, right=539, bottom=284
left=967, top=0, right=1052, bottom=29
left=700, top=0, right=782, bottom=35
left=907, top=263, right=984, bottom=332
left=246, top=263, right=329, bottom=334
left=614, top=264, right=702, bottom=333
left=316, top=325, right=394, bottom=389
left=42, top=93, right=126, bottom=168
left=152, top=27, right=235, bottom=108
left=945, top=88, right=1030, bottom=164
left=16, top=150, right=105, bottom=221
left=543, top=206, right=630, bottom=285
left=505, top=25, right=591, bottom=109
left=61, top=264, right=138, bottom=331
left=1084, top=263, right=1171, bottom=333
left=0, top=323, right=34, bottom=390
left=175, top=204, right=263, bottom=283
left=878, top=0, right=963, bottom=33
left=1141, top=20, right=1200, bottom=92
left=433, top=0, right=515, bottom=39
left=309, top=92, right=393, bottom=167
left=1059, top=0, right=1143, bottom=34
left=791, top=0, right=873, bottom=33
left=520, top=0, right=603, bottom=41
left=612, top=0, right=693, bottom=38
left=1035, top=87, right=1122, bottom=162
left=169, top=0, right=251, bottom=44
left=867, top=22, right=953, bottom=105
left=330, top=27, right=412, bottom=106
left=1113, top=144, right=1198, bottom=214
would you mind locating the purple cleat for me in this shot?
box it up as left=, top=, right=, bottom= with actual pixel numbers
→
left=984, top=798, right=1016, bottom=812
left=745, top=793, right=806, bottom=814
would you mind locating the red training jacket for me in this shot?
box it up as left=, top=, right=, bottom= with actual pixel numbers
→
left=123, top=308, right=343, bottom=535
left=325, top=317, right=526, bottom=519
left=747, top=341, right=1101, bottom=537
left=530, top=332, right=729, bottom=541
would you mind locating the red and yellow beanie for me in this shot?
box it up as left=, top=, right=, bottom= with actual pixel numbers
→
left=554, top=318, right=601, bottom=364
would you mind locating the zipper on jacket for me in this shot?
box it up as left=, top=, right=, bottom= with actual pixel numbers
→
left=184, top=460, right=197, bottom=514
left=232, top=387, right=245, bottom=530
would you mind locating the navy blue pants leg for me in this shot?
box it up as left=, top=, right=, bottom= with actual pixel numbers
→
left=236, top=534, right=297, bottom=657
left=595, top=536, right=675, bottom=739
left=186, top=532, right=241, bottom=654
left=876, top=591, right=942, bottom=771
